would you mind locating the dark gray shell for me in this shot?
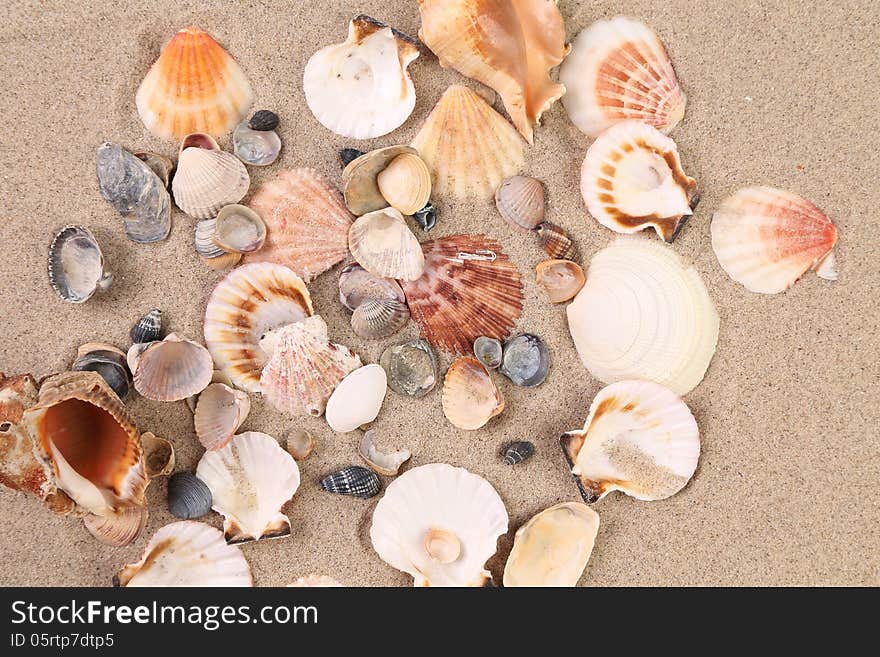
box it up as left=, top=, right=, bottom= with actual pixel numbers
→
left=474, top=336, right=503, bottom=369
left=72, top=347, right=132, bottom=399
left=167, top=472, right=213, bottom=519
left=503, top=441, right=535, bottom=465
left=130, top=309, right=162, bottom=344
left=379, top=338, right=438, bottom=398
left=413, top=202, right=437, bottom=232
left=320, top=466, right=381, bottom=498
left=500, top=334, right=550, bottom=387
left=48, top=225, right=113, bottom=303
left=339, top=148, right=365, bottom=168
left=249, top=110, right=280, bottom=131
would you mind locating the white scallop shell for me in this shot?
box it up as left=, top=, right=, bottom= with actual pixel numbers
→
left=348, top=207, right=425, bottom=281
left=172, top=146, right=250, bottom=219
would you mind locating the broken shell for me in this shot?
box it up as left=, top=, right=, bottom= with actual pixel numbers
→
left=325, top=364, right=387, bottom=433
left=560, top=380, right=700, bottom=502
left=338, top=263, right=406, bottom=311
left=115, top=521, right=252, bottom=586
left=288, top=575, right=342, bottom=587
left=581, top=121, right=697, bottom=242
left=413, top=202, right=437, bottom=232
left=132, top=334, right=213, bottom=402
left=172, top=133, right=250, bottom=219
left=249, top=110, right=279, bottom=131
left=536, top=222, right=576, bottom=260
left=304, top=16, right=419, bottom=139
left=342, top=145, right=417, bottom=215
left=285, top=428, right=315, bottom=460
left=502, top=441, right=534, bottom=465
left=351, top=298, right=410, bottom=340
left=500, top=334, right=550, bottom=388
left=214, top=204, right=266, bottom=253
left=48, top=225, right=113, bottom=303
left=130, top=309, right=162, bottom=344
left=233, top=121, right=282, bottom=166
left=339, top=148, right=365, bottom=168
left=494, top=176, right=545, bottom=231
left=441, top=358, right=504, bottom=431
left=167, top=472, right=213, bottom=519
left=197, top=431, right=300, bottom=543
left=370, top=463, right=509, bottom=586
left=535, top=259, right=585, bottom=303
left=194, top=219, right=226, bottom=258
left=201, top=251, right=242, bottom=270
left=379, top=338, right=438, bottom=398
left=84, top=507, right=148, bottom=547
left=359, top=429, right=411, bottom=476
left=377, top=153, right=432, bottom=215
left=503, top=502, right=600, bottom=587
left=320, top=465, right=381, bottom=498
left=194, top=382, right=251, bottom=450
left=185, top=369, right=235, bottom=414
left=125, top=342, right=151, bottom=375
left=348, top=207, right=425, bottom=281
left=140, top=431, right=175, bottom=478
left=134, top=151, right=175, bottom=188
left=72, top=343, right=132, bottom=399
left=473, top=336, right=503, bottom=369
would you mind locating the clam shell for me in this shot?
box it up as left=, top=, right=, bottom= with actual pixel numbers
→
left=502, top=441, right=534, bottom=465
left=172, top=139, right=250, bottom=219
left=285, top=428, right=315, bottom=460
left=379, top=338, right=438, bottom=398
left=494, top=176, right=545, bottom=231
left=441, top=357, right=504, bottom=431
left=500, top=333, right=550, bottom=388
left=349, top=207, right=425, bottom=281
left=194, top=383, right=251, bottom=450
left=132, top=334, right=214, bottom=402
left=351, top=298, right=410, bottom=340
left=338, top=263, right=405, bottom=310
left=214, top=204, right=266, bottom=253
left=48, top=225, right=112, bottom=303
left=535, top=259, right=585, bottom=303
left=72, top=342, right=132, bottom=399
left=320, top=465, right=381, bottom=499
left=134, top=151, right=174, bottom=187
left=536, top=222, right=576, bottom=260
left=342, top=145, right=417, bottom=216
left=359, top=429, right=411, bottom=476
left=130, top=309, right=162, bottom=344
left=167, top=472, right=213, bottom=519
left=473, top=336, right=503, bottom=369
left=233, top=121, right=281, bottom=166
left=377, top=153, right=432, bottom=215
left=194, top=219, right=226, bottom=258
left=325, top=364, right=387, bottom=433
left=83, top=506, right=148, bottom=547
left=140, top=431, right=175, bottom=478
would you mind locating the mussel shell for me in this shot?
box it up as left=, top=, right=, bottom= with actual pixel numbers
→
left=167, top=472, right=213, bottom=519
left=413, top=202, right=437, bottom=232
left=249, top=110, right=280, bottom=131
left=214, top=204, right=267, bottom=253
left=351, top=298, right=410, bottom=340
left=379, top=338, right=438, bottom=398
left=502, top=441, right=535, bottom=465
left=320, top=466, right=381, bottom=498
left=536, top=222, right=576, bottom=260
left=233, top=122, right=282, bottom=166
left=473, top=336, right=503, bottom=369
left=48, top=225, right=112, bottom=303
left=339, top=148, right=365, bottom=168
left=72, top=346, right=132, bottom=399
left=500, top=334, right=550, bottom=387
left=130, top=309, right=162, bottom=344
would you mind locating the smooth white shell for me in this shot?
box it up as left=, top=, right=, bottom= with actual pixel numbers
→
left=325, top=364, right=387, bottom=433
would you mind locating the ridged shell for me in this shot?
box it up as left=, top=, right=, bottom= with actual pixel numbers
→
left=167, top=472, right=213, bottom=519
left=130, top=309, right=162, bottom=344
left=172, top=143, right=250, bottom=219
left=285, top=428, right=315, bottom=460
left=536, top=222, right=576, bottom=260
left=502, top=440, right=534, bottom=465
left=204, top=263, right=314, bottom=393
left=214, top=204, right=266, bottom=253
left=202, top=251, right=241, bottom=270
left=338, top=263, right=406, bottom=310
left=535, top=259, right=585, bottom=304
left=711, top=186, right=839, bottom=294
left=441, top=358, right=504, bottom=431
left=370, top=463, right=509, bottom=586
left=194, top=219, right=226, bottom=258
left=325, top=364, right=387, bottom=433
left=348, top=207, right=425, bottom=281
left=132, top=334, right=214, bottom=402
left=580, top=121, right=697, bottom=242
left=401, top=234, right=524, bottom=354
left=351, top=298, right=410, bottom=340
left=410, top=86, right=525, bottom=199
left=561, top=16, right=686, bottom=138
left=136, top=27, right=253, bottom=140
left=48, top=225, right=112, bottom=303
left=495, top=176, right=545, bottom=231
left=320, top=465, right=381, bottom=498
left=244, top=168, right=355, bottom=280
left=83, top=507, right=148, bottom=547
left=377, top=153, right=432, bottom=215
left=194, top=383, right=251, bottom=450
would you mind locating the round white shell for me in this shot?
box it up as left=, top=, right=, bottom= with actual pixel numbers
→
left=172, top=146, right=250, bottom=219
left=325, top=364, right=387, bottom=433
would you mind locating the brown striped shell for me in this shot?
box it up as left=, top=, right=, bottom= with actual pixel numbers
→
left=536, top=222, right=576, bottom=260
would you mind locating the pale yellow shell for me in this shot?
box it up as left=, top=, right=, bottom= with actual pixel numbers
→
left=377, top=153, right=432, bottom=215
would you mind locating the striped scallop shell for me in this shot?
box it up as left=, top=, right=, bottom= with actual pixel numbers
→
left=351, top=298, right=410, bottom=339
left=348, top=207, right=425, bottom=281
left=132, top=334, right=214, bottom=402
left=172, top=143, right=250, bottom=219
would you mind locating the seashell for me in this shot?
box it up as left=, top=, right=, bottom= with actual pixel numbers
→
left=473, top=336, right=503, bottom=369
left=441, top=357, right=504, bottom=431
left=417, top=0, right=567, bottom=144
left=567, top=237, right=719, bottom=395
left=72, top=343, right=132, bottom=399
left=348, top=207, right=425, bottom=281
left=288, top=575, right=342, bottom=587
left=359, top=429, right=411, bottom=476
left=130, top=309, right=162, bottom=344
left=140, top=432, right=175, bottom=478
left=338, top=262, right=406, bottom=311
left=249, top=110, right=279, bottom=132
left=339, top=148, right=365, bottom=168
left=502, top=441, right=534, bottom=465
left=285, top=428, right=315, bottom=460
left=536, top=222, right=576, bottom=260
left=172, top=134, right=250, bottom=219
left=204, top=262, right=313, bottom=392
left=194, top=383, right=251, bottom=450
left=136, top=27, right=253, bottom=140
left=304, top=16, right=419, bottom=139
left=114, top=521, right=252, bottom=586
left=560, top=17, right=686, bottom=138
left=134, top=151, right=175, bottom=188
left=351, top=298, right=410, bottom=340
left=503, top=502, right=600, bottom=587
left=377, top=153, right=432, bottom=215
left=125, top=342, right=152, bottom=375
left=233, top=121, right=281, bottom=166
left=379, top=338, right=438, bottom=398
left=560, top=380, right=700, bottom=502
left=244, top=168, right=354, bottom=280
left=494, top=176, right=545, bottom=231
left=343, top=146, right=416, bottom=215
left=581, top=121, right=697, bottom=242
left=201, top=251, right=242, bottom=270
left=214, top=204, right=266, bottom=253
left=131, top=334, right=213, bottom=402
left=197, top=431, right=300, bottom=543
left=260, top=316, right=362, bottom=417
left=194, top=219, right=226, bottom=258
left=711, top=186, right=839, bottom=294
left=186, top=369, right=235, bottom=414
left=48, top=225, right=113, bottom=303
left=83, top=506, right=148, bottom=547
left=401, top=234, right=524, bottom=354
left=410, top=85, right=525, bottom=199
left=500, top=333, right=550, bottom=388
left=535, top=259, right=585, bottom=304
left=320, top=465, right=381, bottom=499
left=370, top=463, right=508, bottom=586
left=325, top=364, right=387, bottom=433
left=413, top=202, right=437, bottom=232
left=96, top=142, right=171, bottom=243
left=167, top=472, right=213, bottom=519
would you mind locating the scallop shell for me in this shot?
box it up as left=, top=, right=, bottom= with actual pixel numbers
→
left=401, top=234, right=524, bottom=355
left=214, top=204, right=266, bottom=253
left=359, top=429, right=411, bottom=476
left=320, top=465, right=381, bottom=498
left=351, top=298, right=410, bottom=340
left=536, top=222, right=577, bottom=260
left=494, top=176, right=545, bottom=231
left=377, top=153, right=432, bottom=215
left=325, top=364, right=387, bottom=433
left=348, top=207, right=425, bottom=281
left=560, top=16, right=686, bottom=138
left=560, top=380, right=700, bottom=502
left=194, top=383, right=251, bottom=450
left=197, top=431, right=300, bottom=544
left=259, top=316, right=362, bottom=417
left=370, top=463, right=509, bottom=586
left=342, top=145, right=417, bottom=216
left=581, top=121, right=697, bottom=242
left=441, top=358, right=504, bottom=431
left=711, top=186, right=839, bottom=294
left=136, top=27, right=253, bottom=140
left=167, top=472, right=213, bottom=519
left=48, top=225, right=113, bottom=303
left=410, top=85, right=525, bottom=199
left=72, top=343, right=132, bottom=399
left=172, top=137, right=250, bottom=219
left=130, top=309, right=162, bottom=344
left=244, top=168, right=354, bottom=280
left=338, top=263, right=406, bottom=310
left=204, top=263, right=314, bottom=393
left=304, top=16, right=419, bottom=139
left=535, top=259, right=585, bottom=304
left=114, top=521, right=253, bottom=586
left=132, top=334, right=213, bottom=402
left=83, top=506, right=148, bottom=547
left=417, top=0, right=567, bottom=144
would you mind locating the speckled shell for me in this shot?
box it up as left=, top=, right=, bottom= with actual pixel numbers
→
left=172, top=140, right=250, bottom=219
left=320, top=465, right=381, bottom=498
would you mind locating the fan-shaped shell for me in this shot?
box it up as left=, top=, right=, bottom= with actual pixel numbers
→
left=495, top=176, right=545, bottom=231
left=132, top=334, right=214, bottom=402
left=136, top=27, right=253, bottom=140
left=172, top=140, right=250, bottom=219
left=197, top=431, right=300, bottom=543
left=560, top=16, right=686, bottom=138
left=536, top=259, right=585, bottom=303
left=204, top=263, right=314, bottom=393
left=370, top=463, right=509, bottom=586
left=377, top=153, right=432, bottom=216
left=560, top=380, right=700, bottom=502
left=348, top=207, right=425, bottom=281
left=711, top=186, right=839, bottom=294
left=441, top=358, right=504, bottom=431
left=351, top=298, right=410, bottom=340
left=410, top=85, right=525, bottom=199
left=338, top=262, right=405, bottom=311
left=83, top=506, right=148, bottom=547
left=48, top=225, right=112, bottom=303
left=581, top=121, right=697, bottom=242
left=194, top=383, right=251, bottom=450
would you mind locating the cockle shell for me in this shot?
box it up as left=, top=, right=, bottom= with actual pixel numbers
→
left=320, top=465, right=381, bottom=498
left=214, top=204, right=266, bottom=253
left=167, top=472, right=213, bottom=519
left=338, top=263, right=406, bottom=311
left=411, top=86, right=525, bottom=199
left=711, top=186, right=839, bottom=294
left=359, top=429, right=411, bottom=476
left=194, top=383, right=251, bottom=450
left=535, top=259, right=585, bottom=304
left=581, top=121, right=697, bottom=242
left=536, top=222, right=576, bottom=260
left=377, top=153, right=432, bottom=216
left=131, top=334, right=213, bottom=402
left=441, top=358, right=504, bottom=431
left=560, top=16, right=686, bottom=138
left=325, top=364, right=387, bottom=433
left=83, top=506, right=148, bottom=547
left=495, top=176, right=545, bottom=231
left=72, top=342, right=132, bottom=399
left=48, top=225, right=113, bottom=303
left=379, top=338, right=438, bottom=399
left=351, top=298, right=410, bottom=340
left=136, top=27, right=253, bottom=140
left=304, top=16, right=420, bottom=139
left=417, top=0, right=568, bottom=144
left=130, top=309, right=162, bottom=344
left=348, top=207, right=425, bottom=281
left=560, top=380, right=700, bottom=502
left=172, top=134, right=250, bottom=219
left=342, top=145, right=417, bottom=216
left=370, top=463, right=509, bottom=586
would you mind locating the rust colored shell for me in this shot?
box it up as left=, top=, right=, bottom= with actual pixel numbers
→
left=536, top=222, right=576, bottom=260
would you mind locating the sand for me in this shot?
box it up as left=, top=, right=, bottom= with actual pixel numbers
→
left=1, top=0, right=878, bottom=586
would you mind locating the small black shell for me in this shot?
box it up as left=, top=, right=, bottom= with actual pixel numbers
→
left=339, top=148, right=365, bottom=168
left=413, top=202, right=437, bottom=232
left=130, top=308, right=162, bottom=344
left=248, top=110, right=279, bottom=131
left=320, top=466, right=381, bottom=498
left=167, top=472, right=213, bottom=519
left=503, top=441, right=535, bottom=465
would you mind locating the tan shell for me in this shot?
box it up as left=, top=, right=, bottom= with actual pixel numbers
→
left=214, top=204, right=266, bottom=253
left=172, top=135, right=250, bottom=219
left=83, top=506, right=148, bottom=547
left=495, top=176, right=545, bottom=231
left=342, top=145, right=417, bottom=216
left=194, top=383, right=251, bottom=450
left=535, top=259, right=585, bottom=303
left=285, top=428, right=315, bottom=460
left=441, top=358, right=504, bottom=430
left=536, top=222, right=576, bottom=260
left=377, top=153, right=432, bottom=215
left=348, top=207, right=425, bottom=281
left=201, top=251, right=242, bottom=270
left=132, top=334, right=214, bottom=402
left=140, top=432, right=175, bottom=478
